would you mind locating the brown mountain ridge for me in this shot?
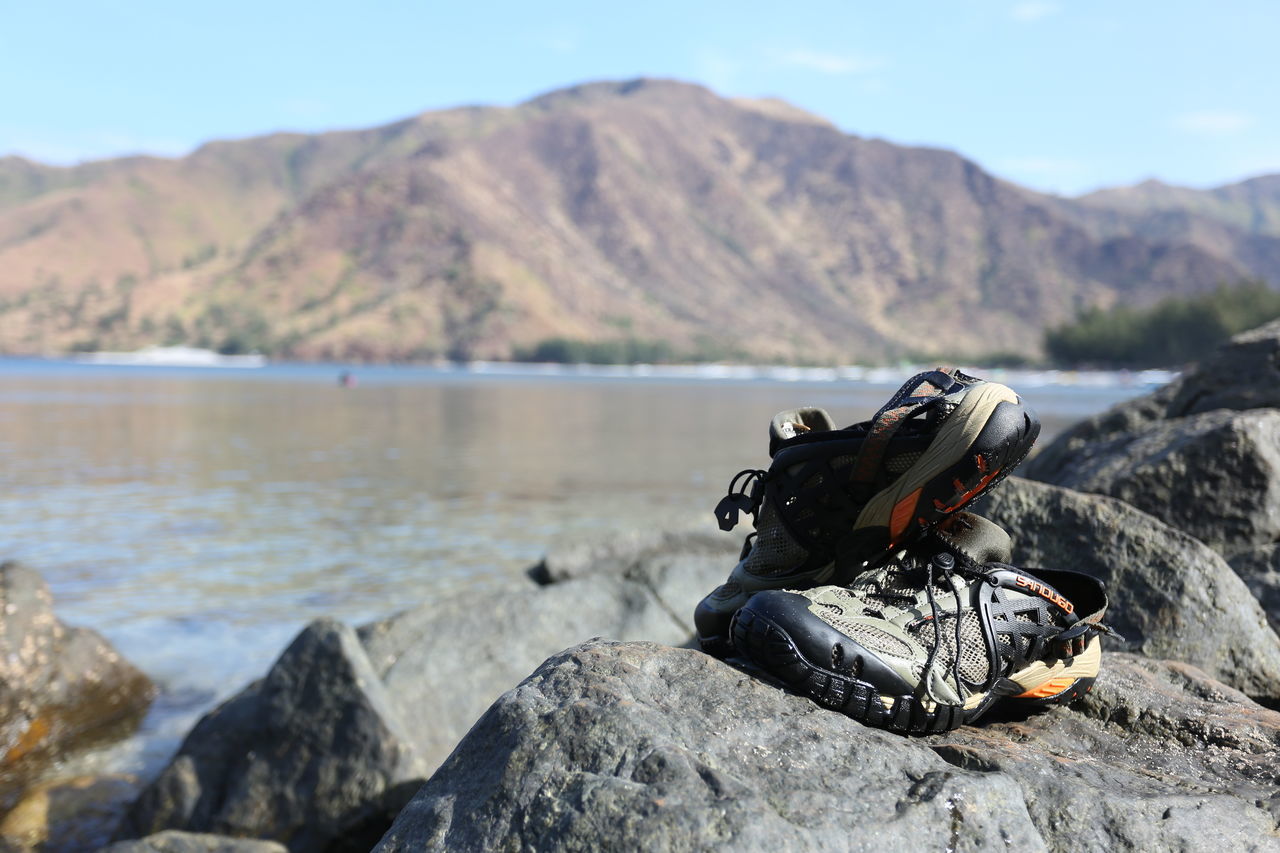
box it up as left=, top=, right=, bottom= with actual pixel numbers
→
left=1, top=78, right=1275, bottom=363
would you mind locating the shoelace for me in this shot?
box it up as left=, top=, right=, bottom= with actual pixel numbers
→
left=860, top=539, right=1000, bottom=703
left=918, top=550, right=997, bottom=704
left=713, top=468, right=767, bottom=532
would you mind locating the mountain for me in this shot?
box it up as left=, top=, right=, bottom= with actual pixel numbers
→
left=0, top=79, right=1273, bottom=363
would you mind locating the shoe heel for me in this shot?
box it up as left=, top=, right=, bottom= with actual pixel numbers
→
left=696, top=633, right=735, bottom=659
left=1005, top=636, right=1102, bottom=707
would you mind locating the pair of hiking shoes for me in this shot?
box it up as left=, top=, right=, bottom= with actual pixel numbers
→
left=695, top=368, right=1114, bottom=734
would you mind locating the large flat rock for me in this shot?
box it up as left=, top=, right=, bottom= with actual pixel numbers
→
left=375, top=640, right=1280, bottom=852
left=376, top=641, right=1045, bottom=852
left=933, top=652, right=1280, bottom=852
left=100, top=831, right=288, bottom=853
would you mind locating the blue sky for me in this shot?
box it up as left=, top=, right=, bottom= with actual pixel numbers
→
left=2, top=1, right=1276, bottom=195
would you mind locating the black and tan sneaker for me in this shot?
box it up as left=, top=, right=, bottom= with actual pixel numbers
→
left=693, top=368, right=1040, bottom=657
left=729, top=514, right=1114, bottom=733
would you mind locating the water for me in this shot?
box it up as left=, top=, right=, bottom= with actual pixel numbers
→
left=0, top=360, right=1158, bottom=778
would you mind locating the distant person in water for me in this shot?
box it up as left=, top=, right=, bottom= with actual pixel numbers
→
left=339, top=371, right=356, bottom=388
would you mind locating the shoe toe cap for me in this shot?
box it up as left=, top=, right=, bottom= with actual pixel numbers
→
left=737, top=590, right=915, bottom=697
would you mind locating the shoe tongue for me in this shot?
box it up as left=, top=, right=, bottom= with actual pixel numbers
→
left=934, top=512, right=1012, bottom=565
left=769, top=407, right=836, bottom=456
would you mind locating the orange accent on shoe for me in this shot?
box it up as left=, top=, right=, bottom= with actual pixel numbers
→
left=889, top=487, right=924, bottom=540
left=934, top=462, right=1003, bottom=514
left=1015, top=675, right=1079, bottom=699
left=1014, top=574, right=1076, bottom=614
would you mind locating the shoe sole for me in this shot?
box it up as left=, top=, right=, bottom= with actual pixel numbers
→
left=695, top=560, right=838, bottom=658
left=842, top=383, right=1040, bottom=576
left=731, top=606, right=1100, bottom=734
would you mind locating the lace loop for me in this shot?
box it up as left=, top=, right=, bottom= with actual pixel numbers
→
left=713, top=468, right=767, bottom=531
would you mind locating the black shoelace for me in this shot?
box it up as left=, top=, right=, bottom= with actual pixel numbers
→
left=713, top=468, right=767, bottom=532
left=861, top=540, right=1000, bottom=703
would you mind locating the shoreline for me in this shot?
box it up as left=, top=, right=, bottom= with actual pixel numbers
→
left=0, top=354, right=1178, bottom=389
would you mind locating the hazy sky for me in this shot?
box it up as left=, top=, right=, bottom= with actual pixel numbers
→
left=2, top=1, right=1275, bottom=195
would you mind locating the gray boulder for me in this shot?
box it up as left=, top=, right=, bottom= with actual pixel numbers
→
left=376, top=640, right=1280, bottom=852
left=358, top=526, right=734, bottom=775
left=1228, top=544, right=1280, bottom=635
left=981, top=477, right=1280, bottom=698
left=1026, top=408, right=1280, bottom=558
left=117, top=619, right=426, bottom=853
left=527, top=526, right=730, bottom=585
left=100, top=831, right=287, bottom=853
left=120, top=530, right=738, bottom=852
left=376, top=640, right=1046, bottom=852
left=0, top=562, right=153, bottom=798
left=1026, top=320, right=1280, bottom=559
left=1158, top=317, right=1280, bottom=416
left=1030, top=317, right=1280, bottom=477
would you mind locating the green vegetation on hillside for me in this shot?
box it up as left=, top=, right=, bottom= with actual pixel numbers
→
left=513, top=333, right=755, bottom=365
left=1045, top=280, right=1280, bottom=368
left=193, top=301, right=277, bottom=355
left=514, top=337, right=677, bottom=364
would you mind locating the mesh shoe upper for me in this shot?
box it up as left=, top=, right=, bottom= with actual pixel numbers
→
left=782, top=524, right=1111, bottom=708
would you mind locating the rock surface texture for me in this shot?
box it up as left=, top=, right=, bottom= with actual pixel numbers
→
left=1229, top=544, right=1280, bottom=636
left=117, top=620, right=430, bottom=853
left=932, top=652, right=1280, bottom=852
left=377, top=641, right=1046, bottom=852
left=118, top=530, right=735, bottom=853
left=0, top=773, right=138, bottom=852
left=1027, top=319, right=1280, bottom=559
left=375, top=640, right=1280, bottom=852
left=981, top=477, right=1280, bottom=699
left=100, top=831, right=288, bottom=853
left=0, top=561, right=154, bottom=804
left=1026, top=408, right=1280, bottom=557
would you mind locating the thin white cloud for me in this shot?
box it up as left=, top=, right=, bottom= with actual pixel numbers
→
left=531, top=27, right=579, bottom=54
left=774, top=49, right=882, bottom=76
left=694, top=49, right=740, bottom=92
left=281, top=98, right=333, bottom=121
left=1010, top=2, right=1061, bottom=22
left=998, top=156, right=1088, bottom=175
left=991, top=156, right=1093, bottom=194
left=1171, top=110, right=1257, bottom=136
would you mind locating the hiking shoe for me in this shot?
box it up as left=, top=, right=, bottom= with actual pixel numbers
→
left=693, top=368, right=1040, bottom=657
left=730, top=514, right=1114, bottom=733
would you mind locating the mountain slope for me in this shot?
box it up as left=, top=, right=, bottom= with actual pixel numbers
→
left=0, top=79, right=1269, bottom=362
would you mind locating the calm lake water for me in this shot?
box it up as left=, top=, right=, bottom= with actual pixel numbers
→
left=0, top=360, right=1158, bottom=779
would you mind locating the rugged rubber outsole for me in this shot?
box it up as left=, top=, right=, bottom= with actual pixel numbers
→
left=840, top=394, right=1040, bottom=576
left=731, top=605, right=1098, bottom=734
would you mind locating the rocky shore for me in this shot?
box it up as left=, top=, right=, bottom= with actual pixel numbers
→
left=5, top=322, right=1280, bottom=851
